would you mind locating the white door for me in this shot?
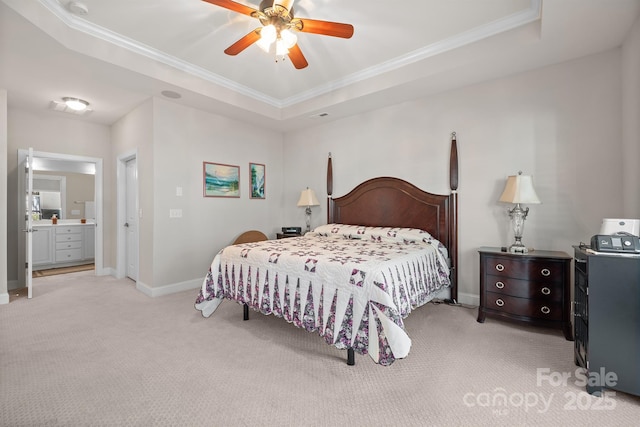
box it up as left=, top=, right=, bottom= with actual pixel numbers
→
left=125, top=158, right=139, bottom=281
left=24, top=148, right=34, bottom=298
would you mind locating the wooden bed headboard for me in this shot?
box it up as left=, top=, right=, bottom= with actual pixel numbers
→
left=326, top=133, right=459, bottom=302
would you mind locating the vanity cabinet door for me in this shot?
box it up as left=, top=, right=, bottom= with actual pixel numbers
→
left=32, top=227, right=53, bottom=267
left=83, top=226, right=95, bottom=260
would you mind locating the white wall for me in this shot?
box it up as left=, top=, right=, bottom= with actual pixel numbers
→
left=111, top=99, right=154, bottom=285
left=5, top=25, right=636, bottom=301
left=282, top=49, right=624, bottom=305
left=622, top=14, right=640, bottom=217
left=0, top=89, right=8, bottom=304
left=112, top=98, right=285, bottom=293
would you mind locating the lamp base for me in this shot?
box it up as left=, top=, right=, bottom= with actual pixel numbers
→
left=304, top=206, right=312, bottom=233
left=509, top=243, right=529, bottom=254
left=508, top=203, right=530, bottom=254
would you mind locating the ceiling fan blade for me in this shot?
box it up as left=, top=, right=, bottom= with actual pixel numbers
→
left=288, top=44, right=308, bottom=69
left=296, top=18, right=354, bottom=39
left=224, top=29, right=261, bottom=55
left=201, top=0, right=258, bottom=17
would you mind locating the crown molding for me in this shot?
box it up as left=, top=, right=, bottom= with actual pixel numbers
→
left=37, top=0, right=541, bottom=111
left=280, top=0, right=542, bottom=107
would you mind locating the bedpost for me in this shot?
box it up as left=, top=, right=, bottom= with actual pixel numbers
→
left=449, top=132, right=459, bottom=303
left=327, top=153, right=334, bottom=223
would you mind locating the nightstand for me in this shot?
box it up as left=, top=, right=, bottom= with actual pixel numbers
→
left=276, top=233, right=302, bottom=239
left=477, top=247, right=572, bottom=340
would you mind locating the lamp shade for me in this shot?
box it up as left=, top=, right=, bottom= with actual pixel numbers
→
left=499, top=173, right=541, bottom=204
left=297, top=188, right=320, bottom=207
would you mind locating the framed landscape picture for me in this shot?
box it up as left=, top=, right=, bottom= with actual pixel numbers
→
left=203, top=162, right=240, bottom=198
left=249, top=163, right=265, bottom=199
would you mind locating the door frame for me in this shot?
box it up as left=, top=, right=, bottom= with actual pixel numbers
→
left=116, top=150, right=138, bottom=279
left=17, top=149, right=104, bottom=287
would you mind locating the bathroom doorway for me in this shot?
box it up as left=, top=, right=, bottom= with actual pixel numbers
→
left=17, top=149, right=103, bottom=296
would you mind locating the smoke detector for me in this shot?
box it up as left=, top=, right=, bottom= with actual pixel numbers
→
left=66, top=1, right=89, bottom=16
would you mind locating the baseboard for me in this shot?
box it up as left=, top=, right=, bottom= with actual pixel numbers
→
left=457, top=291, right=479, bottom=307
left=136, top=277, right=202, bottom=298
left=7, top=279, right=19, bottom=291
left=4, top=271, right=201, bottom=302
left=97, top=267, right=115, bottom=277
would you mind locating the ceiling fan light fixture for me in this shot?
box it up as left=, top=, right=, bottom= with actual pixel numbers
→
left=62, top=97, right=89, bottom=111
left=275, top=39, right=289, bottom=56
left=260, top=24, right=277, bottom=44
left=256, top=38, right=271, bottom=53
left=280, top=29, right=297, bottom=48
left=272, top=0, right=294, bottom=16
left=274, top=0, right=294, bottom=12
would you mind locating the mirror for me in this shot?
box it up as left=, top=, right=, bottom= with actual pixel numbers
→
left=32, top=175, right=64, bottom=219
left=32, top=170, right=95, bottom=220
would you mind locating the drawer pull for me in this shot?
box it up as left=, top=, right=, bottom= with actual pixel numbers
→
left=495, top=281, right=505, bottom=289
left=495, top=264, right=505, bottom=272
left=541, top=268, right=551, bottom=277
left=541, top=306, right=551, bottom=314
left=541, top=287, right=551, bottom=295
left=495, top=298, right=505, bottom=307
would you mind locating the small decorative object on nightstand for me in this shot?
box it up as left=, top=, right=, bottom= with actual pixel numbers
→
left=477, top=247, right=572, bottom=340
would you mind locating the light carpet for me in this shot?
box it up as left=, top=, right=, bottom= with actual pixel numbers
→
left=1, top=271, right=638, bottom=426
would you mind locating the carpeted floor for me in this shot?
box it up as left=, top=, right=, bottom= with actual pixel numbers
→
left=1, top=271, right=639, bottom=426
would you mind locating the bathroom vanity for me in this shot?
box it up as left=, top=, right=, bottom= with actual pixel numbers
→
left=32, top=221, right=95, bottom=270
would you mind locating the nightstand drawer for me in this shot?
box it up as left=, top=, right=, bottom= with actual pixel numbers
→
left=484, top=256, right=565, bottom=283
left=485, top=274, right=562, bottom=302
left=486, top=293, right=562, bottom=321
left=478, top=247, right=572, bottom=340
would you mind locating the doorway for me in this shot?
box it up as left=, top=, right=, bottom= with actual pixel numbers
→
left=116, top=151, right=138, bottom=282
left=17, top=150, right=103, bottom=294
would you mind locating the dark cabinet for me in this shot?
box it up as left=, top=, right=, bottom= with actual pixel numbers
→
left=478, top=247, right=572, bottom=340
left=573, top=246, right=640, bottom=396
left=276, top=233, right=302, bottom=239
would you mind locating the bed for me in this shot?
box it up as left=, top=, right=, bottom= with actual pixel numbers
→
left=195, top=133, right=459, bottom=366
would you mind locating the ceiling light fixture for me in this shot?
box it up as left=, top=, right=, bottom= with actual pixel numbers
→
left=62, top=97, right=90, bottom=111
left=255, top=0, right=298, bottom=59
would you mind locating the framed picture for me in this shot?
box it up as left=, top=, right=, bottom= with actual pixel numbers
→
left=203, top=162, right=240, bottom=198
left=249, top=162, right=265, bottom=199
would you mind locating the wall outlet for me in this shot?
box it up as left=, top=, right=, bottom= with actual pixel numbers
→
left=169, top=209, right=182, bottom=218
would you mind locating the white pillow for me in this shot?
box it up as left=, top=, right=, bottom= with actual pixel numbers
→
left=313, top=223, right=433, bottom=243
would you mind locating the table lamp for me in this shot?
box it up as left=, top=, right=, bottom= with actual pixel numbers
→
left=297, top=187, right=320, bottom=233
left=499, top=171, right=541, bottom=253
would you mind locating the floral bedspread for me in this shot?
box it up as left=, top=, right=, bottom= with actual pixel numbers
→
left=195, top=224, right=451, bottom=366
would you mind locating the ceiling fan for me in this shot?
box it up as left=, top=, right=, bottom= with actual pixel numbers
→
left=202, top=0, right=354, bottom=69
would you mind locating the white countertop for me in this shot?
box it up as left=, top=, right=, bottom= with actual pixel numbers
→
left=33, top=220, right=95, bottom=227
